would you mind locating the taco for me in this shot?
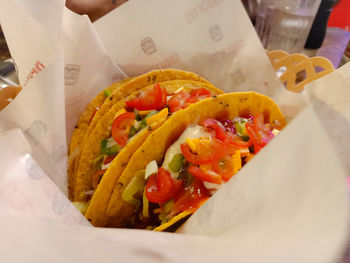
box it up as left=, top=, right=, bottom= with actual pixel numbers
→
left=68, top=79, right=129, bottom=199
left=69, top=69, right=211, bottom=200
left=72, top=79, right=223, bottom=220
left=101, top=92, right=285, bottom=230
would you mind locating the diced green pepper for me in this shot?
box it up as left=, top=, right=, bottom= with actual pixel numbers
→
left=93, top=155, right=104, bottom=169
left=142, top=188, right=149, bottom=218
left=163, top=199, right=174, bottom=214
left=101, top=138, right=120, bottom=155
left=129, top=125, right=137, bottom=138
left=168, top=154, right=184, bottom=173
left=139, top=120, right=147, bottom=130
left=104, top=89, right=112, bottom=97
left=135, top=113, right=142, bottom=121
left=180, top=170, right=193, bottom=186
left=159, top=213, right=168, bottom=225
left=122, top=170, right=145, bottom=208
left=240, top=135, right=250, bottom=142
left=234, top=119, right=248, bottom=136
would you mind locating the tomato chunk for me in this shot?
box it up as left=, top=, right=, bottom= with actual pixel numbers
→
left=167, top=91, right=191, bottom=113
left=188, top=166, right=222, bottom=184
left=125, top=83, right=167, bottom=110
left=145, top=168, right=182, bottom=204
left=202, top=119, right=228, bottom=141
left=186, top=88, right=211, bottom=103
left=111, top=112, right=135, bottom=146
left=103, top=154, right=117, bottom=165
left=180, top=143, right=215, bottom=165
left=171, top=178, right=209, bottom=215
left=212, top=154, right=234, bottom=181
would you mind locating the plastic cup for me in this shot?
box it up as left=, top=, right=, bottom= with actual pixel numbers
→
left=255, top=0, right=321, bottom=54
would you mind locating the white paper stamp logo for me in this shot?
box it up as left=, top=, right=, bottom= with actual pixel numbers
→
left=25, top=120, right=48, bottom=145
left=231, top=69, right=246, bottom=85
left=24, top=155, right=45, bottom=180
left=64, top=64, right=81, bottom=86
left=52, top=191, right=69, bottom=215
left=209, top=24, right=224, bottom=42
left=140, top=37, right=157, bottom=55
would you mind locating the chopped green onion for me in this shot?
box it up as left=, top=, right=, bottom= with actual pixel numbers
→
left=159, top=213, right=168, bottom=225
left=139, top=111, right=158, bottom=129
left=135, top=112, right=142, bottom=121
left=101, top=138, right=120, bottom=155
left=168, top=154, right=184, bottom=173
left=129, top=125, right=137, bottom=138
left=163, top=199, right=174, bottom=214
left=181, top=170, right=194, bottom=186
left=93, top=155, right=104, bottom=168
left=104, top=89, right=112, bottom=97
left=122, top=170, right=145, bottom=208
left=142, top=188, right=149, bottom=218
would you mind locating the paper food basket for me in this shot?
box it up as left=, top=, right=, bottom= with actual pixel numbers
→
left=0, top=0, right=350, bottom=262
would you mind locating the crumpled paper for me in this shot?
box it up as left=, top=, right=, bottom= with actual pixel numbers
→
left=0, top=0, right=349, bottom=262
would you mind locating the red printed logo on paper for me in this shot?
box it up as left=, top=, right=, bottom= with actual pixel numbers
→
left=209, top=24, right=224, bottom=42
left=64, top=64, right=81, bottom=86
left=140, top=37, right=157, bottom=55
left=23, top=60, right=46, bottom=87
left=185, top=0, right=224, bottom=24
left=152, top=54, right=181, bottom=69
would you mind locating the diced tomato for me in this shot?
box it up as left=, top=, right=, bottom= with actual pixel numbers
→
left=171, top=178, right=209, bottom=216
left=103, top=154, right=116, bottom=165
left=227, top=134, right=251, bottom=148
left=202, top=119, right=228, bottom=141
left=125, top=83, right=167, bottom=110
left=167, top=90, right=191, bottom=113
left=186, top=88, right=211, bottom=103
left=212, top=154, right=234, bottom=181
left=245, top=114, right=274, bottom=153
left=191, top=88, right=211, bottom=97
left=111, top=112, right=135, bottom=146
left=253, top=113, right=274, bottom=145
left=145, top=168, right=183, bottom=204
left=92, top=169, right=106, bottom=190
left=188, top=166, right=222, bottom=184
left=180, top=143, right=215, bottom=165
left=221, top=119, right=236, bottom=134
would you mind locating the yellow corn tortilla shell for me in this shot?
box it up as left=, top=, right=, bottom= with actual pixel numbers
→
left=86, top=69, right=210, bottom=142
left=153, top=211, right=192, bottom=232
left=82, top=81, right=223, bottom=226
left=105, top=92, right=286, bottom=229
left=68, top=79, right=129, bottom=200
left=71, top=69, right=210, bottom=199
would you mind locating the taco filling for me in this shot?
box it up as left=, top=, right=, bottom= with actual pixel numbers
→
left=122, top=114, right=280, bottom=229
left=90, top=83, right=214, bottom=194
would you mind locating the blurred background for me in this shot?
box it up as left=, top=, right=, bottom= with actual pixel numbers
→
left=0, top=0, right=349, bottom=100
